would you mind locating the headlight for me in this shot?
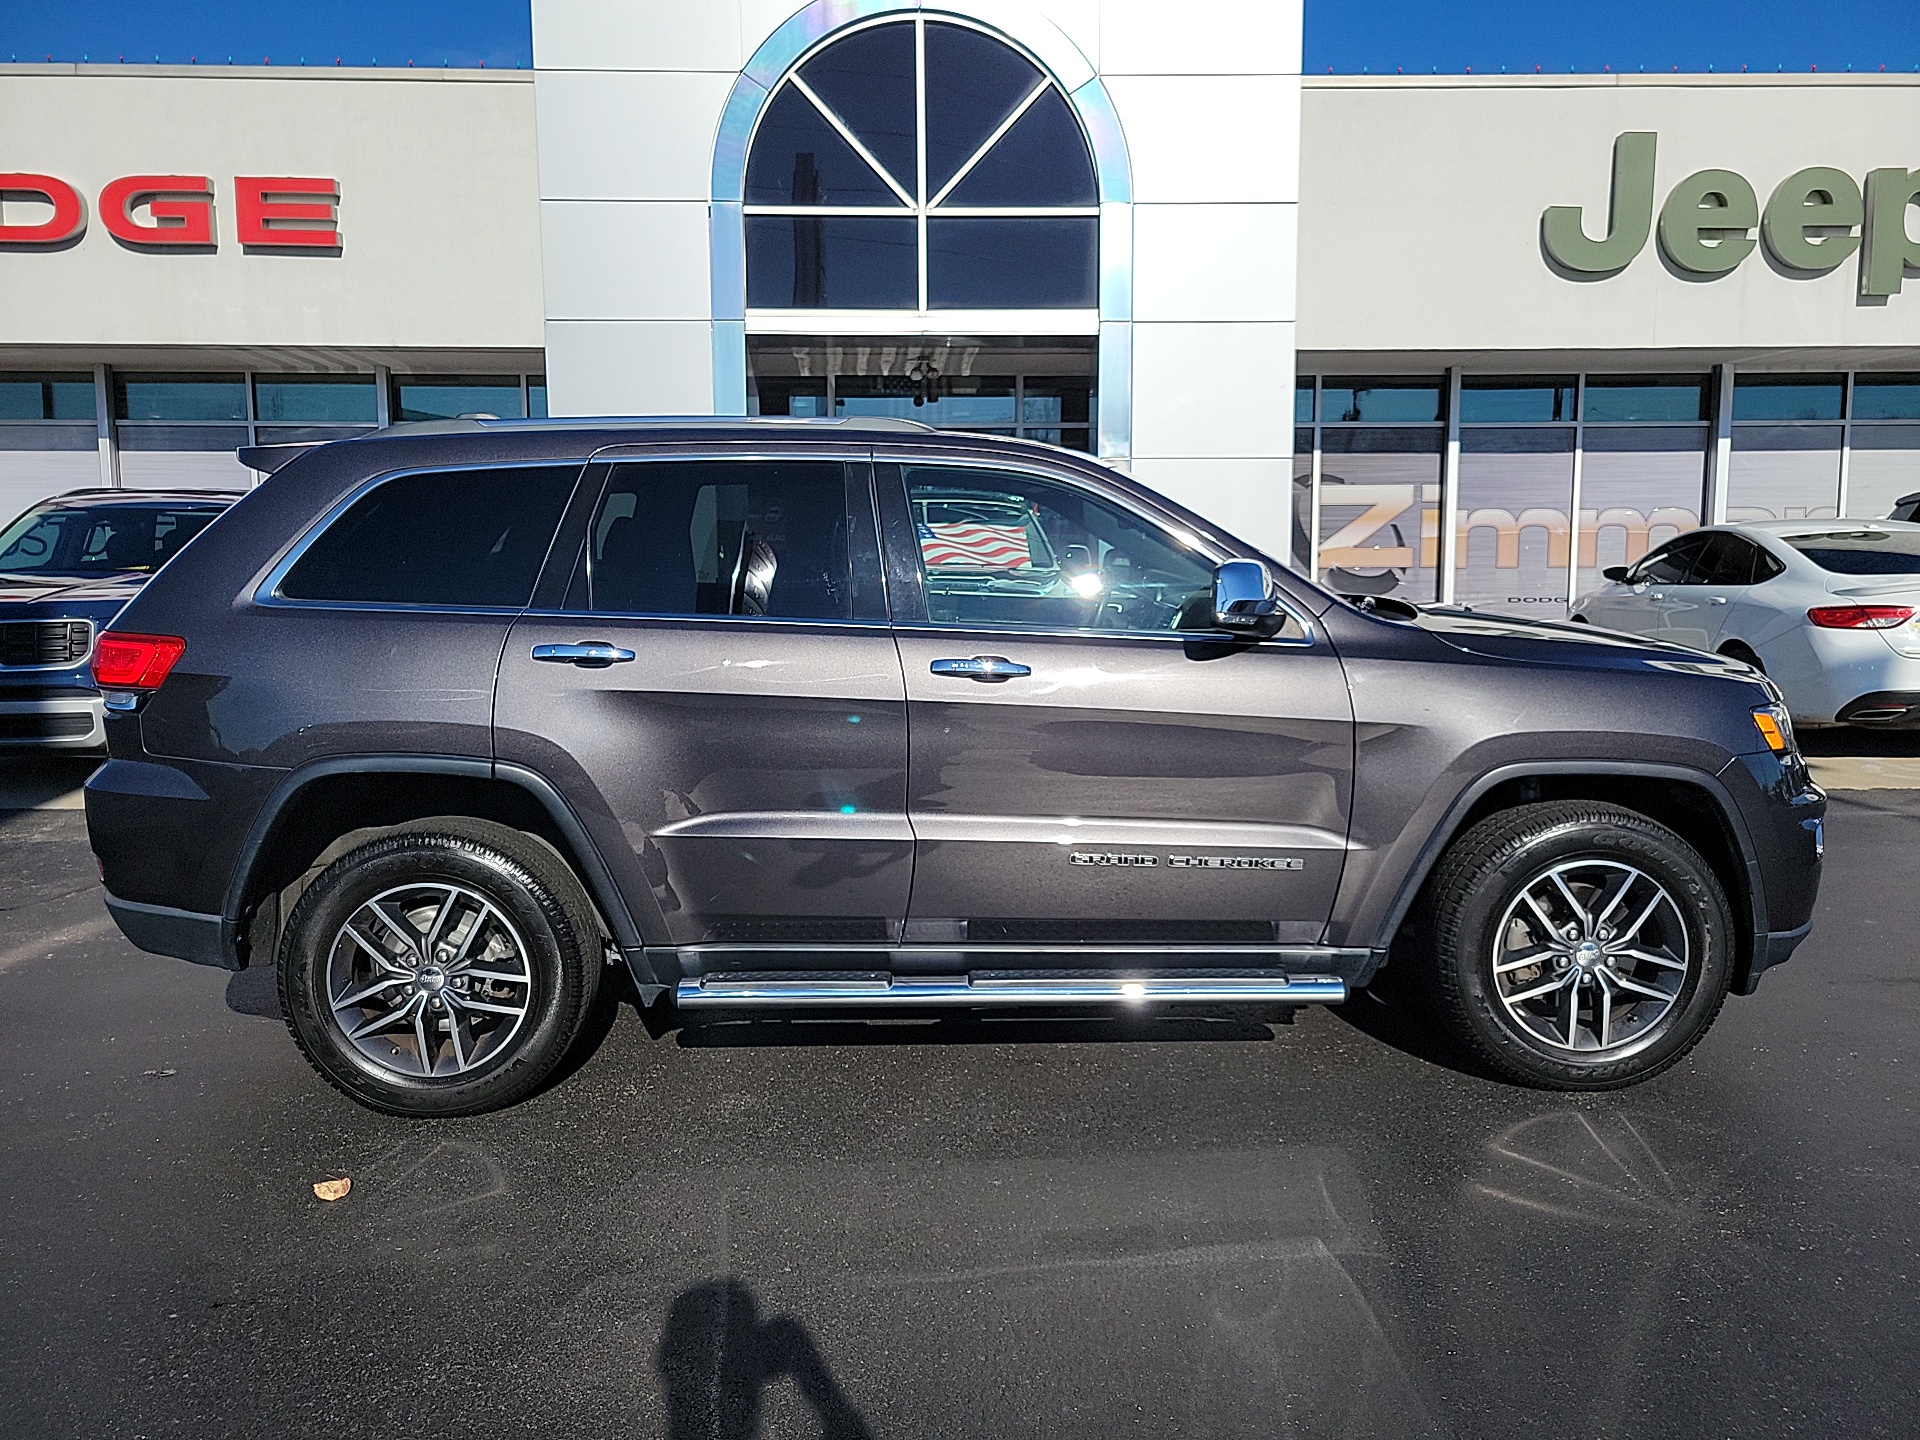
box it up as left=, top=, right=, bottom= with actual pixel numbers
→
left=1751, top=703, right=1796, bottom=757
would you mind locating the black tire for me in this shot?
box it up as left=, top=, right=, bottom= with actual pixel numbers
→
left=1420, top=801, right=1734, bottom=1089
left=278, top=825, right=602, bottom=1117
left=1718, top=640, right=1766, bottom=675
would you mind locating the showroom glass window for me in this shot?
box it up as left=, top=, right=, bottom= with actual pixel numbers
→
left=1576, top=375, right=1710, bottom=598
left=1729, top=374, right=1844, bottom=522
left=1304, top=377, right=1445, bottom=606
left=1454, top=377, right=1577, bottom=617
left=1848, top=374, right=1920, bottom=518
left=743, top=17, right=1098, bottom=312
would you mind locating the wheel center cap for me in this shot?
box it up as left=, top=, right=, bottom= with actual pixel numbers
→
left=417, top=966, right=448, bottom=993
left=1573, top=941, right=1604, bottom=969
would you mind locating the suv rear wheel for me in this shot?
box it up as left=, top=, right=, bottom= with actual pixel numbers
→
left=1421, top=801, right=1733, bottom=1089
left=278, top=825, right=602, bottom=1116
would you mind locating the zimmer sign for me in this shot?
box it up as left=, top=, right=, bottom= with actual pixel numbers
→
left=1542, top=133, right=1919, bottom=295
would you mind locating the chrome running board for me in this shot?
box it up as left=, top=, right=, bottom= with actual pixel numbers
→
left=674, top=971, right=1347, bottom=1009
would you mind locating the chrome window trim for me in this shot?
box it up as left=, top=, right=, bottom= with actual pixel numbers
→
left=0, top=617, right=96, bottom=671
left=252, top=458, right=586, bottom=614
left=880, top=452, right=1318, bottom=649
left=517, top=609, right=895, bottom=633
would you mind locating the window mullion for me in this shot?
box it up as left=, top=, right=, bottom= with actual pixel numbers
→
left=915, top=16, right=929, bottom=313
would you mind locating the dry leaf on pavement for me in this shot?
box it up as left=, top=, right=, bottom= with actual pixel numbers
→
left=312, top=1177, right=352, bottom=1202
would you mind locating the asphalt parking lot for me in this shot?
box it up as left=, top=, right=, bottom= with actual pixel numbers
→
left=3, top=749, right=1918, bottom=1439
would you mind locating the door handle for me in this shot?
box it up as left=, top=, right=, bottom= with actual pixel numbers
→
left=1647, top=592, right=1666, bottom=601
left=929, top=655, right=1031, bottom=682
left=1708, top=596, right=1728, bottom=605
left=532, top=642, right=635, bottom=666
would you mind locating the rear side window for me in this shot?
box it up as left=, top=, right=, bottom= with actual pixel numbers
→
left=1693, top=533, right=1759, bottom=587
left=1783, top=530, right=1920, bottom=576
left=278, top=466, right=577, bottom=607
left=587, top=459, right=884, bottom=621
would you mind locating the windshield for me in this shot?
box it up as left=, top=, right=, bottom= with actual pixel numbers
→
left=1782, top=530, right=1920, bottom=576
left=0, top=501, right=229, bottom=579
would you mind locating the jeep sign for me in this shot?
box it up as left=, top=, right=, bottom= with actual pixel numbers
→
left=1541, top=132, right=1920, bottom=296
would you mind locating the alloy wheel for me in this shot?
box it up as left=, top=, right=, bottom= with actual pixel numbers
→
left=1490, top=859, right=1691, bottom=1056
left=325, top=882, right=534, bottom=1078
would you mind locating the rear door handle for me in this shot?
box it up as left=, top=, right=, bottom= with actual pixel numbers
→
left=532, top=642, right=635, bottom=666
left=1708, top=596, right=1728, bottom=605
left=930, top=655, right=1031, bottom=682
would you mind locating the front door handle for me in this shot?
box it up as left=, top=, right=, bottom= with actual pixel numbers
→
left=532, top=642, right=635, bottom=666
left=930, top=655, right=1031, bottom=682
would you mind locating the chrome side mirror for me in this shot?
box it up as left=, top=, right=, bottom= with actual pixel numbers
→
left=1212, top=559, right=1283, bottom=637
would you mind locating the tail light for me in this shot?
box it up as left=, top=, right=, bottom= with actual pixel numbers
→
left=1806, top=605, right=1915, bottom=629
left=91, top=632, right=186, bottom=690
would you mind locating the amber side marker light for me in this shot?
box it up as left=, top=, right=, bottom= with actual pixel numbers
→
left=91, top=633, right=186, bottom=690
left=1751, top=705, right=1794, bottom=756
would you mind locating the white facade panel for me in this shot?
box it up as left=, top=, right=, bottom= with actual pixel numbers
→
left=532, top=0, right=743, bottom=72
left=540, top=202, right=712, bottom=321
left=1100, top=0, right=1301, bottom=77
left=542, top=320, right=714, bottom=415
left=1103, top=75, right=1300, bottom=204
left=0, top=69, right=544, bottom=351
left=1131, top=321, right=1296, bottom=457
left=1297, top=76, right=1920, bottom=357
left=1129, top=457, right=1293, bottom=559
left=534, top=70, right=735, bottom=200
left=1132, top=204, right=1296, bottom=323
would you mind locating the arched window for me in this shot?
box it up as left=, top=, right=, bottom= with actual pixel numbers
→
left=744, top=17, right=1099, bottom=312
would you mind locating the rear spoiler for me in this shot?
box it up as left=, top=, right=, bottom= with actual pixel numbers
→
left=237, top=442, right=324, bottom=475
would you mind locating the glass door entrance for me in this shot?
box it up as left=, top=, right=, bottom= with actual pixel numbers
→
left=748, top=336, right=1095, bottom=454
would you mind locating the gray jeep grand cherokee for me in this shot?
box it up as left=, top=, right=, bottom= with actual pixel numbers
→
left=83, top=418, right=1824, bottom=1116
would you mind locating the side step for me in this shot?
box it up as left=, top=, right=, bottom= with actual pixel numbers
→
left=675, top=970, right=1348, bottom=1009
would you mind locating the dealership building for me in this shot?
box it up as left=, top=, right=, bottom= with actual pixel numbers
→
left=2, top=0, right=1917, bottom=618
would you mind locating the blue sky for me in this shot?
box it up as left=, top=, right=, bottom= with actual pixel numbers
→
left=0, top=1, right=1912, bottom=73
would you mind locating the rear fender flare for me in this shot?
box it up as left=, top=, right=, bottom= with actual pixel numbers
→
left=220, top=755, right=657, bottom=973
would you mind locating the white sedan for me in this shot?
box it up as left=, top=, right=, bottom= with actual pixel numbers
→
left=1571, top=519, right=1920, bottom=727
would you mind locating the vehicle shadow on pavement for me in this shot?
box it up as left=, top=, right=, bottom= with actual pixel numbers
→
left=657, top=1279, right=873, bottom=1440
left=1330, top=974, right=1503, bottom=1083
left=652, top=1006, right=1284, bottom=1049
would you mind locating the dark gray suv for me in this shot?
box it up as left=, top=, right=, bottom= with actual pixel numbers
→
left=83, top=419, right=1825, bottom=1115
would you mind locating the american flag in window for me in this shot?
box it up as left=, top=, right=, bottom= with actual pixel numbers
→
left=918, top=521, right=1033, bottom=570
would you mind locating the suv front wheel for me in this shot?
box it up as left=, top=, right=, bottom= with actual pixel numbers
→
left=278, top=825, right=602, bottom=1117
left=1422, top=801, right=1734, bottom=1089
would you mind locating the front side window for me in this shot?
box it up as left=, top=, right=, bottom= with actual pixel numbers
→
left=744, top=17, right=1098, bottom=312
left=277, top=466, right=576, bottom=607
left=901, top=465, right=1218, bottom=634
left=1631, top=534, right=1707, bottom=585
left=0, top=502, right=229, bottom=578
left=587, top=460, right=884, bottom=622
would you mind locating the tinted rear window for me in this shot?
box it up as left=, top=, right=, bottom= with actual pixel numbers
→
left=278, top=466, right=577, bottom=606
left=1783, top=530, right=1920, bottom=576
